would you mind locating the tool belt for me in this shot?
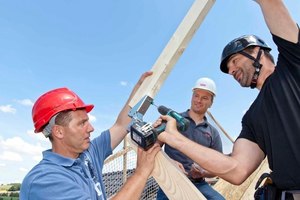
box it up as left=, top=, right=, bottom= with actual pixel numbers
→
left=254, top=173, right=297, bottom=200
left=254, top=173, right=278, bottom=200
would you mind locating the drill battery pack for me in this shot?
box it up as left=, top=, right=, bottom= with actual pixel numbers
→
left=130, top=121, right=157, bottom=150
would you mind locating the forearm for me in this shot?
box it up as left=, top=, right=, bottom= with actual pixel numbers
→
left=110, top=82, right=142, bottom=147
left=111, top=144, right=160, bottom=200
left=256, top=0, right=298, bottom=43
left=110, top=88, right=137, bottom=143
left=110, top=171, right=148, bottom=200
left=110, top=71, right=153, bottom=149
left=166, top=132, right=247, bottom=184
left=115, top=75, right=144, bottom=127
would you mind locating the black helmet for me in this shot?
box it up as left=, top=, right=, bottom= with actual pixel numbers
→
left=220, top=35, right=271, bottom=73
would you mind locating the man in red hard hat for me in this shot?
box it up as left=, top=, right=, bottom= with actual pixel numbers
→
left=20, top=71, right=161, bottom=200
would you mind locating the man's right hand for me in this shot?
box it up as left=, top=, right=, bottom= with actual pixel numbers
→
left=157, top=115, right=181, bottom=144
left=135, top=143, right=161, bottom=178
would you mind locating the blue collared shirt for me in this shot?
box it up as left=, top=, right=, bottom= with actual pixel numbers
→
left=20, top=130, right=112, bottom=200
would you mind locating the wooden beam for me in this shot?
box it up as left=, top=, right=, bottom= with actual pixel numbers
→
left=129, top=0, right=215, bottom=108
left=128, top=0, right=215, bottom=199
left=126, top=136, right=206, bottom=199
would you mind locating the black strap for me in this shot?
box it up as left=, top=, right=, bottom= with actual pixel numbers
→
left=255, top=172, right=272, bottom=190
left=239, top=49, right=263, bottom=89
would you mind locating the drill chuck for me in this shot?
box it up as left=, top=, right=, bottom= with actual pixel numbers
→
left=158, top=105, right=190, bottom=132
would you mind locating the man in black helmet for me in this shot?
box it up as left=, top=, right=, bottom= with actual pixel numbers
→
left=220, top=34, right=274, bottom=89
left=156, top=0, right=300, bottom=199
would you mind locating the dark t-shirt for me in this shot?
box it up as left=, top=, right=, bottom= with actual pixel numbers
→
left=165, top=110, right=223, bottom=172
left=238, top=30, right=300, bottom=189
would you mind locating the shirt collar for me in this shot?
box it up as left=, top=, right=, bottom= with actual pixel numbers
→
left=43, top=149, right=78, bottom=167
left=182, top=109, right=209, bottom=127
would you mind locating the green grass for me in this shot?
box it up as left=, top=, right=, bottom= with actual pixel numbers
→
left=0, top=197, right=19, bottom=200
left=0, top=184, right=20, bottom=200
left=0, top=185, right=11, bottom=191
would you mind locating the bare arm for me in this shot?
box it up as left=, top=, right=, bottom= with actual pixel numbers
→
left=111, top=143, right=161, bottom=200
left=255, top=0, right=298, bottom=43
left=158, top=115, right=265, bottom=185
left=109, top=71, right=153, bottom=149
left=190, top=163, right=216, bottom=179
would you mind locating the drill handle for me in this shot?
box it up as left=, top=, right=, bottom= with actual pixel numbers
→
left=153, top=120, right=167, bottom=135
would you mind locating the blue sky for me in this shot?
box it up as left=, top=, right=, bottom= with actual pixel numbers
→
left=0, top=0, right=299, bottom=184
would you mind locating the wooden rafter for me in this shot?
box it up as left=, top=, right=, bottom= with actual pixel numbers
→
left=127, top=0, right=216, bottom=199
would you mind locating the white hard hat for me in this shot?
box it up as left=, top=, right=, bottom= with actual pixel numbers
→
left=192, top=77, right=217, bottom=96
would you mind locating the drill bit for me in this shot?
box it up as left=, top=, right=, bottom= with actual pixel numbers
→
left=151, top=101, right=158, bottom=108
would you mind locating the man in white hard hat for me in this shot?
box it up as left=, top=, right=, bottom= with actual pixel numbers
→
left=156, top=77, right=224, bottom=200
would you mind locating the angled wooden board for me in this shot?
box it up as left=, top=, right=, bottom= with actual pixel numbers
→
left=127, top=0, right=216, bottom=199
left=129, top=0, right=215, bottom=108
left=127, top=136, right=206, bottom=199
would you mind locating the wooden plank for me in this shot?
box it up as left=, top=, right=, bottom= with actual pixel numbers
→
left=213, top=158, right=270, bottom=200
left=127, top=0, right=216, bottom=199
left=127, top=136, right=206, bottom=199
left=129, top=0, right=215, bottom=108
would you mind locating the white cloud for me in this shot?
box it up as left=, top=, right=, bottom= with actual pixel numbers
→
left=32, top=155, right=43, bottom=162
left=0, top=136, right=47, bottom=157
left=27, top=129, right=49, bottom=144
left=19, top=167, right=29, bottom=172
left=0, top=105, right=16, bottom=114
left=26, top=130, right=51, bottom=157
left=0, top=151, right=23, bottom=161
left=88, top=113, right=97, bottom=122
left=15, top=99, right=34, bottom=106
left=0, top=136, right=47, bottom=183
left=120, top=81, right=128, bottom=86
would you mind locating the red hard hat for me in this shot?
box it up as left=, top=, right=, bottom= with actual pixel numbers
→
left=32, top=87, right=94, bottom=133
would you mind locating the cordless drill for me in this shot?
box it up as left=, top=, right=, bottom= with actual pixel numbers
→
left=130, top=105, right=190, bottom=150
